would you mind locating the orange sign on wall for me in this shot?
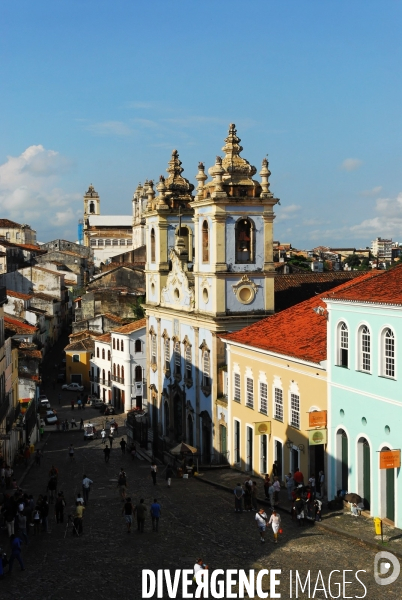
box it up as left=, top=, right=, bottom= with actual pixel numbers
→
left=380, top=450, right=401, bottom=470
left=309, top=410, right=327, bottom=428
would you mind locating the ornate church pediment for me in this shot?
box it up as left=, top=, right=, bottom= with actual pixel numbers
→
left=161, top=250, right=195, bottom=312
left=232, top=274, right=259, bottom=305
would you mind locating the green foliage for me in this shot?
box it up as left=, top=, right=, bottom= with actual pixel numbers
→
left=131, top=296, right=145, bottom=320
left=71, top=286, right=86, bottom=299
left=343, top=254, right=361, bottom=268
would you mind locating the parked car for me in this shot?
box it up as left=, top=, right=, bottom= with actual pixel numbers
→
left=83, top=423, right=97, bottom=440
left=39, top=398, right=51, bottom=410
left=103, top=405, right=116, bottom=416
left=39, top=394, right=49, bottom=402
left=45, top=410, right=57, bottom=425
left=62, top=383, right=84, bottom=392
left=88, top=398, right=105, bottom=409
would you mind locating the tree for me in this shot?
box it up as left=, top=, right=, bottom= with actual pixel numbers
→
left=131, top=296, right=145, bottom=320
left=344, top=254, right=360, bottom=269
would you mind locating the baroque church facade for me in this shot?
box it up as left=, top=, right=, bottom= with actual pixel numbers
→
left=144, top=124, right=279, bottom=462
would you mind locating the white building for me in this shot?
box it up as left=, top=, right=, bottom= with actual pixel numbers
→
left=91, top=318, right=146, bottom=411
left=371, top=237, right=392, bottom=260
left=144, top=124, right=279, bottom=462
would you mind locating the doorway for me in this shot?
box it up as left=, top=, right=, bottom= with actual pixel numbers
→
left=260, top=434, right=267, bottom=474
left=173, top=394, right=182, bottom=441
left=246, top=426, right=253, bottom=472
left=275, top=440, right=283, bottom=480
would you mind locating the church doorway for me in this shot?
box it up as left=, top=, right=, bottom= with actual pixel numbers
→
left=173, top=393, right=183, bottom=441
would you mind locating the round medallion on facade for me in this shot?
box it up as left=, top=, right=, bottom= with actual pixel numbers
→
left=235, top=284, right=255, bottom=305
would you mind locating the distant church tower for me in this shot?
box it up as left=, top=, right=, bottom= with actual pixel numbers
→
left=144, top=125, right=279, bottom=462
left=83, top=184, right=100, bottom=247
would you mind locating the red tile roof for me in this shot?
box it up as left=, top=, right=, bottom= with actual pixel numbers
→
left=96, top=332, right=112, bottom=343
left=324, top=265, right=402, bottom=305
left=4, top=316, right=37, bottom=333
left=7, top=290, right=33, bottom=300
left=113, top=318, right=146, bottom=334
left=0, top=219, right=21, bottom=228
left=222, top=272, right=378, bottom=364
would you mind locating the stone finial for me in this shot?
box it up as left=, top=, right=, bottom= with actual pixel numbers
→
left=260, top=157, right=271, bottom=194
left=211, top=156, right=224, bottom=193
left=146, top=180, right=155, bottom=211
left=221, top=122, right=256, bottom=180
left=195, top=162, right=207, bottom=199
left=156, top=175, right=168, bottom=209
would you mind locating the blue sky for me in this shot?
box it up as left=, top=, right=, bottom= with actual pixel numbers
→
left=1, top=1, right=401, bottom=248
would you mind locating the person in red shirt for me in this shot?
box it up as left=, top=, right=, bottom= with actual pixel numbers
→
left=293, top=468, right=304, bottom=486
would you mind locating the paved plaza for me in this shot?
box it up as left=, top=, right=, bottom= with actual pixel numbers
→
left=1, top=412, right=401, bottom=599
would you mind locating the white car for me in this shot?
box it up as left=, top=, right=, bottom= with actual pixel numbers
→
left=39, top=398, right=51, bottom=409
left=45, top=410, right=58, bottom=425
left=83, top=423, right=97, bottom=440
left=62, top=383, right=84, bottom=392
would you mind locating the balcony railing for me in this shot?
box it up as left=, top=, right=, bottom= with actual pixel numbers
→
left=99, top=378, right=111, bottom=387
left=111, top=375, right=125, bottom=384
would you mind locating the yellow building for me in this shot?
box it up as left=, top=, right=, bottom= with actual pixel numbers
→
left=64, top=337, right=94, bottom=389
left=222, top=292, right=330, bottom=483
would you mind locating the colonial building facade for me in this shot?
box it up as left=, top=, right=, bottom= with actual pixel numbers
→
left=144, top=124, right=279, bottom=462
left=324, top=266, right=402, bottom=527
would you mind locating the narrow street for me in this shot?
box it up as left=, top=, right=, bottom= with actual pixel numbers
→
left=1, top=421, right=400, bottom=599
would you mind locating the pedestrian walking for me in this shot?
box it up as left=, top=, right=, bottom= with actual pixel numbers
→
left=117, top=469, right=127, bottom=501
left=108, top=432, right=114, bottom=448
left=285, top=473, right=294, bottom=501
left=150, top=462, right=157, bottom=485
left=234, top=483, right=244, bottom=513
left=273, top=477, right=281, bottom=505
left=268, top=510, right=281, bottom=544
left=68, top=444, right=75, bottom=461
left=17, top=511, right=28, bottom=545
left=82, top=474, right=94, bottom=505
left=272, top=461, right=279, bottom=477
left=74, top=501, right=85, bottom=535
left=79, top=418, right=84, bottom=430
left=47, top=475, right=57, bottom=504
left=5, top=506, right=16, bottom=536
left=255, top=508, right=268, bottom=543
left=263, top=474, right=271, bottom=499
left=244, top=482, right=252, bottom=511
left=119, top=438, right=127, bottom=454
left=33, top=506, right=41, bottom=535
left=166, top=464, right=173, bottom=488
left=71, top=400, right=75, bottom=411
left=41, top=496, right=50, bottom=533
left=55, top=492, right=66, bottom=523
left=122, top=497, right=134, bottom=533
left=309, top=474, right=316, bottom=499
left=150, top=498, right=161, bottom=532
left=134, top=498, right=147, bottom=533
left=318, top=470, right=325, bottom=498
left=101, top=429, right=106, bottom=444
left=103, top=445, right=111, bottom=463
left=314, top=498, right=322, bottom=522
left=71, top=418, right=77, bottom=428
left=293, top=468, right=304, bottom=486
left=8, top=535, right=25, bottom=573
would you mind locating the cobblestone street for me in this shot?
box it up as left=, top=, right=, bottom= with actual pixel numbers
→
left=1, top=417, right=400, bottom=599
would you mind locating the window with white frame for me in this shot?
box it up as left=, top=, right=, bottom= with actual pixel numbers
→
left=203, top=351, right=210, bottom=387
left=274, top=388, right=283, bottom=421
left=234, top=373, right=241, bottom=402
left=383, top=328, right=395, bottom=378
left=164, top=338, right=170, bottom=371
left=174, top=341, right=181, bottom=378
left=338, top=322, right=349, bottom=367
left=290, top=393, right=300, bottom=429
left=185, top=345, right=192, bottom=380
left=360, top=325, right=371, bottom=372
left=259, top=381, right=268, bottom=415
left=151, top=334, right=157, bottom=366
left=246, top=377, right=254, bottom=408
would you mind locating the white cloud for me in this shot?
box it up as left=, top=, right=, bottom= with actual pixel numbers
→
left=359, top=186, right=382, bottom=197
left=350, top=192, right=402, bottom=239
left=85, top=121, right=132, bottom=136
left=0, top=145, right=80, bottom=235
left=340, top=158, right=363, bottom=172
left=276, top=204, right=301, bottom=221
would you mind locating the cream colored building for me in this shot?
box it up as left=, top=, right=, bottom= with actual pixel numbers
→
left=222, top=292, right=330, bottom=482
left=0, top=219, right=36, bottom=245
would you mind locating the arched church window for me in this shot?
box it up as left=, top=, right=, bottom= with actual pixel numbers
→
left=150, top=228, right=156, bottom=263
left=202, top=221, right=209, bottom=262
left=235, top=218, right=254, bottom=263
left=89, top=201, right=95, bottom=214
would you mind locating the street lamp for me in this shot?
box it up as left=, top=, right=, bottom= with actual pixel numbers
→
left=286, top=439, right=293, bottom=450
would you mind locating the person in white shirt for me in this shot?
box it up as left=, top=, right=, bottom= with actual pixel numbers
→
left=193, top=558, right=208, bottom=582
left=101, top=429, right=106, bottom=444
left=255, top=508, right=268, bottom=542
left=82, top=475, right=94, bottom=505
left=309, top=475, right=316, bottom=499
left=268, top=510, right=281, bottom=543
